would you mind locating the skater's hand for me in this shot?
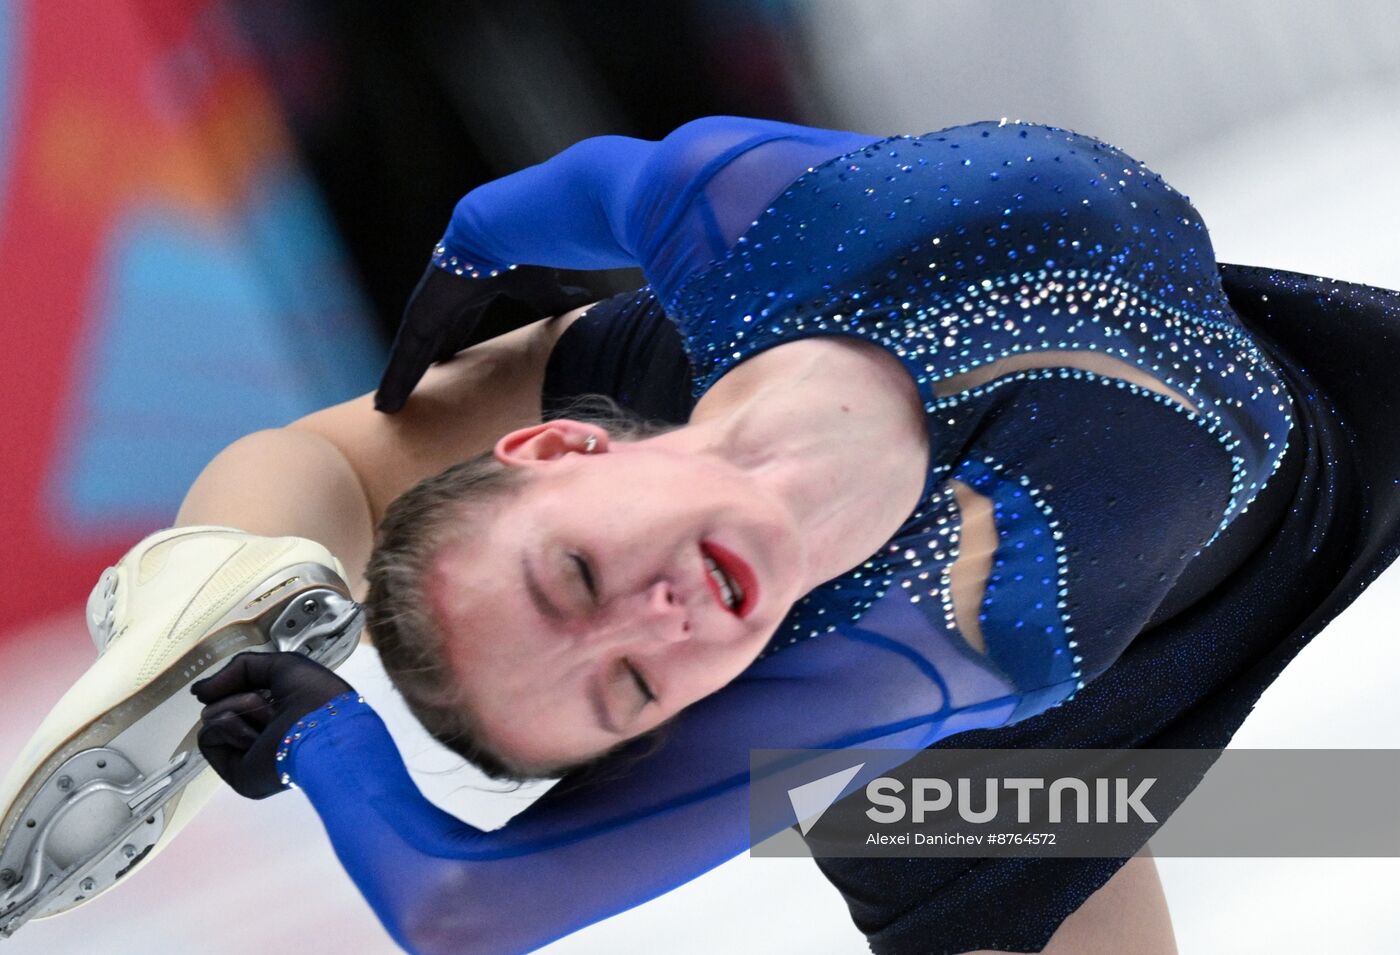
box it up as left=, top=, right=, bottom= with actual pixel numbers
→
left=191, top=651, right=355, bottom=800
left=374, top=258, right=597, bottom=414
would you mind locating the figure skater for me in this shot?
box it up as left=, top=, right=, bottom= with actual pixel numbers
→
left=4, top=115, right=1397, bottom=955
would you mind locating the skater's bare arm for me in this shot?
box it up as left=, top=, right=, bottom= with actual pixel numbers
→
left=290, top=304, right=593, bottom=527
left=174, top=304, right=597, bottom=599
left=174, top=427, right=378, bottom=596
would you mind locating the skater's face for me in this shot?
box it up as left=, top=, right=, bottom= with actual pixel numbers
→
left=425, top=419, right=805, bottom=773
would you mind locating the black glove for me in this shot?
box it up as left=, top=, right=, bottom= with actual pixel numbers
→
left=191, top=651, right=355, bottom=800
left=374, top=261, right=598, bottom=413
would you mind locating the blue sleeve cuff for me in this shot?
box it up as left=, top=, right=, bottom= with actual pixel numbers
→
left=431, top=241, right=517, bottom=279
left=275, top=689, right=370, bottom=790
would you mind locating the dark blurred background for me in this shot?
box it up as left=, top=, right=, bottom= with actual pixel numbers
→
left=234, top=0, right=821, bottom=337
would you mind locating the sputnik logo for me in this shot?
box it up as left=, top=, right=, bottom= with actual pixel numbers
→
left=786, top=762, right=865, bottom=835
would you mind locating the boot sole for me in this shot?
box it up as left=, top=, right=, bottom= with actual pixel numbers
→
left=0, top=562, right=362, bottom=937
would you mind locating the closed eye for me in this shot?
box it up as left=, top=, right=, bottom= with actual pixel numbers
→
left=624, top=659, right=657, bottom=705
left=570, top=553, right=597, bottom=601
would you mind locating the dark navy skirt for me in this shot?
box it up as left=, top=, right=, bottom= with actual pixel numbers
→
left=541, top=264, right=1400, bottom=954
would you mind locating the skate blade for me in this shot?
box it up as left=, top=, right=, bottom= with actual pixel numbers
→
left=0, top=564, right=364, bottom=939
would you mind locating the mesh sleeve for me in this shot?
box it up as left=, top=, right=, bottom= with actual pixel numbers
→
left=285, top=602, right=1021, bottom=955
left=434, top=116, right=880, bottom=305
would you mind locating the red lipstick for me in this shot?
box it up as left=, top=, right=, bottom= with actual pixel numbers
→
left=700, top=539, right=759, bottom=619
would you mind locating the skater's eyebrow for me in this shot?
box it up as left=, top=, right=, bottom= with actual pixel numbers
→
left=522, top=553, right=563, bottom=624
left=588, top=679, right=620, bottom=736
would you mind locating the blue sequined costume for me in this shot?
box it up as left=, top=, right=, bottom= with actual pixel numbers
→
left=282, top=117, right=1300, bottom=953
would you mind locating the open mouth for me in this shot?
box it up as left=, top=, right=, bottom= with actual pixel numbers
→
left=700, top=540, right=758, bottom=619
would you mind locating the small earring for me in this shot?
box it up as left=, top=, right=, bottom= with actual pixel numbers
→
left=583, top=435, right=598, bottom=454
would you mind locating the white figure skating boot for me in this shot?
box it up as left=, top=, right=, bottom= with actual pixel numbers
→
left=0, top=526, right=363, bottom=938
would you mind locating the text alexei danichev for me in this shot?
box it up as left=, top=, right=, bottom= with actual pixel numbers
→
left=866, top=832, right=984, bottom=846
